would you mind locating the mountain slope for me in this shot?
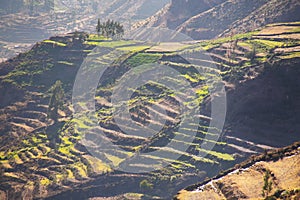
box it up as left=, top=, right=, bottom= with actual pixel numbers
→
left=0, top=0, right=169, bottom=62
left=139, top=0, right=300, bottom=40
left=220, top=0, right=300, bottom=37
left=177, top=0, right=269, bottom=39
left=176, top=142, right=300, bottom=200
left=0, top=23, right=300, bottom=199
left=135, top=0, right=225, bottom=30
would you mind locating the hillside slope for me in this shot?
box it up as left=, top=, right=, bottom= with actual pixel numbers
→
left=0, top=23, right=299, bottom=199
left=176, top=142, right=300, bottom=200
left=135, top=0, right=225, bottom=30
left=138, top=0, right=300, bottom=40
left=0, top=0, right=169, bottom=62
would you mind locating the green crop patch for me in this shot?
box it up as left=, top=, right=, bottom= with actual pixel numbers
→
left=280, top=52, right=300, bottom=59
left=88, top=34, right=110, bottom=41
left=65, top=169, right=75, bottom=179
left=142, top=154, right=195, bottom=168
left=73, top=163, right=88, bottom=178
left=86, top=40, right=137, bottom=48
left=43, top=40, right=67, bottom=47
left=40, top=178, right=51, bottom=186
left=104, top=153, right=125, bottom=167
left=196, top=148, right=235, bottom=161
left=116, top=45, right=151, bottom=52
left=253, top=39, right=285, bottom=49
left=125, top=53, right=162, bottom=67
left=190, top=31, right=259, bottom=51
left=58, top=146, right=71, bottom=156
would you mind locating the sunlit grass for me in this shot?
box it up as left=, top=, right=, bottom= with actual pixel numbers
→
left=66, top=169, right=75, bottom=179
left=88, top=34, right=110, bottom=41
left=40, top=178, right=51, bottom=186
left=197, top=148, right=235, bottom=161
left=84, top=155, right=112, bottom=173
left=116, top=45, right=150, bottom=52
left=43, top=40, right=67, bottom=47
left=74, top=163, right=88, bottom=177
left=280, top=52, right=300, bottom=59
left=13, top=154, right=23, bottom=164
left=57, top=61, right=74, bottom=66
left=126, top=53, right=162, bottom=67
left=104, top=153, right=124, bottom=167
left=86, top=40, right=137, bottom=48
left=252, top=39, right=285, bottom=49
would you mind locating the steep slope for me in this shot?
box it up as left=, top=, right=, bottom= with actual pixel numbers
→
left=220, top=0, right=300, bottom=37
left=0, top=0, right=169, bottom=62
left=177, top=0, right=269, bottom=39
left=139, top=0, right=300, bottom=40
left=0, top=23, right=300, bottom=199
left=99, top=0, right=170, bottom=21
left=136, top=0, right=225, bottom=30
left=176, top=142, right=300, bottom=200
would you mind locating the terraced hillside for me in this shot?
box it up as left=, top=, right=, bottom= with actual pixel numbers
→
left=0, top=22, right=300, bottom=199
left=0, top=0, right=169, bottom=62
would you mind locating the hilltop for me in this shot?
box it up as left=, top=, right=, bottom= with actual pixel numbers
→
left=0, top=22, right=299, bottom=199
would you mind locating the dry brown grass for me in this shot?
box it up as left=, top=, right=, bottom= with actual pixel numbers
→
left=257, top=26, right=300, bottom=35
left=177, top=152, right=300, bottom=200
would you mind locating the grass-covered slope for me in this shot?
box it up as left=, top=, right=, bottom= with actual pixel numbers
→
left=0, top=22, right=299, bottom=199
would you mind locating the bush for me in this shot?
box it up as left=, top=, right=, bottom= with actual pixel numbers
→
left=139, top=179, right=153, bottom=191
left=245, top=46, right=256, bottom=61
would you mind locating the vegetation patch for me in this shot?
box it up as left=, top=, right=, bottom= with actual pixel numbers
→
left=84, top=155, right=112, bottom=174
left=252, top=39, right=285, bottom=49
left=104, top=153, right=124, bottom=167
left=57, top=61, right=74, bottom=66
left=116, top=45, right=150, bottom=52
left=197, top=148, right=235, bottom=161
left=86, top=40, right=137, bottom=48
left=40, top=178, right=51, bottom=186
left=280, top=52, right=300, bottom=59
left=125, top=53, right=162, bottom=67
left=43, top=40, right=67, bottom=47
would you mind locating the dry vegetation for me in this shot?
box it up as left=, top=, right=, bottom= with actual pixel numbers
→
left=177, top=143, right=300, bottom=200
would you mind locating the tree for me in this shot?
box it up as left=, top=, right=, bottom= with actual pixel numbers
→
left=262, top=169, right=273, bottom=199
left=48, top=80, right=65, bottom=122
left=245, top=45, right=256, bottom=62
left=96, top=19, right=124, bottom=39
left=96, top=18, right=101, bottom=36
left=139, top=179, right=153, bottom=191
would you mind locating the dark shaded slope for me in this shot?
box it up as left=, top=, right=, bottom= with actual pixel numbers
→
left=225, top=58, right=300, bottom=147
left=179, top=0, right=300, bottom=40
left=177, top=0, right=269, bottom=39
left=141, top=0, right=300, bottom=40
left=136, top=0, right=225, bottom=30
left=220, top=0, right=300, bottom=37
left=0, top=23, right=300, bottom=199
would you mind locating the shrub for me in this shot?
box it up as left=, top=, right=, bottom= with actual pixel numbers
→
left=139, top=179, right=153, bottom=191
left=262, top=169, right=273, bottom=198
